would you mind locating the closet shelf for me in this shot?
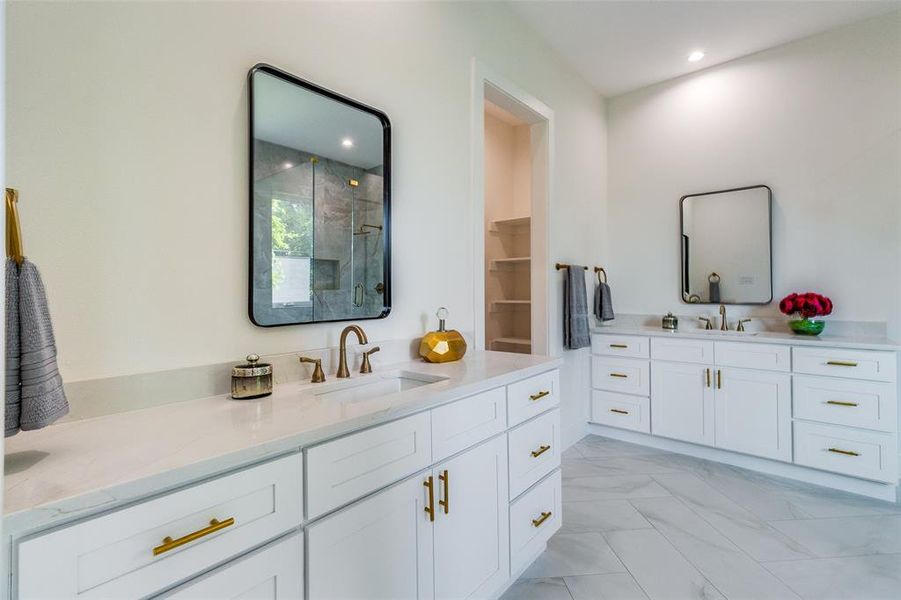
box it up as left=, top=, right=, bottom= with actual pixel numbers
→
left=490, top=337, right=532, bottom=347
left=490, top=300, right=530, bottom=312
left=490, top=215, right=531, bottom=231
left=489, top=257, right=531, bottom=270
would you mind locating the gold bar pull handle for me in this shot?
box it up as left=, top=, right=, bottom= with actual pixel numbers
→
left=826, top=360, right=858, bottom=367
left=609, top=343, right=628, bottom=349
left=530, top=390, right=551, bottom=401
left=826, top=400, right=859, bottom=407
left=531, top=444, right=551, bottom=458
left=827, top=447, right=860, bottom=457
left=424, top=476, right=435, bottom=522
left=716, top=369, right=722, bottom=390
left=153, top=517, right=235, bottom=556
left=609, top=372, right=628, bottom=379
left=610, top=408, right=629, bottom=415
left=532, top=511, right=552, bottom=528
left=438, top=469, right=449, bottom=515
left=706, top=368, right=711, bottom=388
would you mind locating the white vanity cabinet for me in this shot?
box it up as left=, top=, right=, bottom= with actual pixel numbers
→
left=714, top=367, right=792, bottom=461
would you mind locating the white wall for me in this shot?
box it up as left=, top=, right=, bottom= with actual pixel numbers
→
left=608, top=12, right=901, bottom=337
left=6, top=1, right=607, bottom=446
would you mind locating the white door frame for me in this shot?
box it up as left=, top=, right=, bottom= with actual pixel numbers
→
left=470, top=58, right=554, bottom=355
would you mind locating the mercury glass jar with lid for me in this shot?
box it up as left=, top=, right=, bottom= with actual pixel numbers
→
left=231, top=354, right=273, bottom=399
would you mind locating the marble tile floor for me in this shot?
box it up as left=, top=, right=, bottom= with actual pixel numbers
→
left=501, top=434, right=901, bottom=600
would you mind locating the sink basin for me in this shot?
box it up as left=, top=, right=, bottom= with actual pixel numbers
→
left=311, top=370, right=449, bottom=402
left=696, top=330, right=759, bottom=337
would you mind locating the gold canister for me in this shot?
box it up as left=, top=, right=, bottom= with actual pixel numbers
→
left=419, top=307, right=467, bottom=363
left=231, top=354, right=273, bottom=399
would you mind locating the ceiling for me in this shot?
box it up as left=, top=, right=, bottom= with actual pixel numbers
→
left=508, top=0, right=901, bottom=97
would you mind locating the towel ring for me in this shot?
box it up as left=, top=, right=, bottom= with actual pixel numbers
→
left=708, top=272, right=720, bottom=283
left=594, top=266, right=607, bottom=284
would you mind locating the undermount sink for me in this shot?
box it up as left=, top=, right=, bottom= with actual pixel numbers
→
left=696, top=330, right=759, bottom=337
left=311, top=370, right=449, bottom=402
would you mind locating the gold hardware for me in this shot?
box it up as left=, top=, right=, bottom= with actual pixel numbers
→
left=299, top=356, right=325, bottom=383
left=531, top=444, right=551, bottom=458
left=827, top=447, right=860, bottom=457
left=826, top=400, right=859, bottom=407
left=609, top=343, right=628, bottom=349
left=737, top=319, right=752, bottom=332
left=349, top=178, right=359, bottom=187
left=310, top=156, right=319, bottom=164
left=424, top=476, right=435, bottom=522
left=530, top=390, right=551, bottom=401
left=438, top=469, right=449, bottom=515
left=360, top=346, right=380, bottom=374
left=716, top=369, right=722, bottom=389
left=826, top=360, right=858, bottom=367
left=719, top=305, right=727, bottom=331
left=698, top=317, right=714, bottom=330
left=594, top=266, right=608, bottom=284
left=153, top=517, right=235, bottom=556
left=6, top=188, right=24, bottom=265
left=555, top=263, right=587, bottom=270
left=337, top=325, right=369, bottom=378
left=610, top=408, right=629, bottom=415
left=532, top=512, right=552, bottom=527
left=610, top=373, right=628, bottom=378
left=706, top=368, right=711, bottom=388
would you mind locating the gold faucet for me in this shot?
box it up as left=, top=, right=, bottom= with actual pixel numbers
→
left=719, top=305, right=728, bottom=331
left=299, top=356, right=326, bottom=383
left=337, top=324, right=369, bottom=378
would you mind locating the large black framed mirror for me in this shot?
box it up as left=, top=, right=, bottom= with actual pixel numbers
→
left=248, top=64, right=391, bottom=326
left=680, top=185, right=772, bottom=305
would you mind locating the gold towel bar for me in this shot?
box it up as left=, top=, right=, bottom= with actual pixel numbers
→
left=555, top=263, right=587, bottom=271
left=5, top=188, right=24, bottom=265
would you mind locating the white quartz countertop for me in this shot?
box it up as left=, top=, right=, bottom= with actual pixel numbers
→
left=4, top=351, right=561, bottom=536
left=592, top=324, right=899, bottom=351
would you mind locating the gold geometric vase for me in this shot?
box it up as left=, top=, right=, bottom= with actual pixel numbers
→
left=419, top=307, right=467, bottom=363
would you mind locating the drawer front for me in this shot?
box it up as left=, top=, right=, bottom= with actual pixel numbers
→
left=793, top=421, right=898, bottom=483
left=508, top=409, right=561, bottom=499
left=18, top=454, right=302, bottom=599
left=161, top=532, right=303, bottom=599
left=715, top=342, right=791, bottom=372
left=306, top=412, right=432, bottom=519
left=794, top=376, right=898, bottom=433
left=431, top=387, right=507, bottom=462
left=590, top=390, right=650, bottom=433
left=591, top=334, right=650, bottom=359
left=792, top=347, right=897, bottom=382
left=507, top=370, right=560, bottom=427
left=651, top=337, right=714, bottom=364
left=510, top=469, right=562, bottom=576
left=592, top=356, right=650, bottom=396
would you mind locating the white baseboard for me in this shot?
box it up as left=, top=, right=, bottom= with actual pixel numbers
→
left=587, top=423, right=899, bottom=503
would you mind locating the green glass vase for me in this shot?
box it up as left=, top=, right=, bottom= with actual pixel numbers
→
left=789, top=318, right=825, bottom=336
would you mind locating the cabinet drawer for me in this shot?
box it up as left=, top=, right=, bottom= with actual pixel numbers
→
left=590, top=390, right=650, bottom=433
left=793, top=421, right=898, bottom=483
left=507, top=370, right=560, bottom=427
left=792, top=347, right=897, bottom=382
left=432, top=387, right=506, bottom=461
left=160, top=532, right=303, bottom=599
left=591, top=334, right=650, bottom=359
left=794, top=376, right=898, bottom=433
left=651, top=337, right=714, bottom=364
left=592, top=356, right=649, bottom=396
left=306, top=412, right=432, bottom=519
left=510, top=469, right=561, bottom=576
left=715, top=342, right=791, bottom=372
left=508, top=409, right=560, bottom=499
left=18, top=454, right=302, bottom=599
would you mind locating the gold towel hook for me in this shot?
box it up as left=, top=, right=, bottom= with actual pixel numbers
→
left=5, top=188, right=24, bottom=265
left=594, top=266, right=607, bottom=284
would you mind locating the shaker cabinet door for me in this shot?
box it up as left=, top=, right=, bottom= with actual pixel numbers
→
left=650, top=361, right=715, bottom=446
left=714, top=368, right=792, bottom=462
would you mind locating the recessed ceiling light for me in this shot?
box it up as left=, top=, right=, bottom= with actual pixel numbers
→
left=688, top=51, right=705, bottom=63
left=341, top=138, right=354, bottom=148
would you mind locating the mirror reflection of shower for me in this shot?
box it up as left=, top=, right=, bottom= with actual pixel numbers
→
left=353, top=224, right=384, bottom=236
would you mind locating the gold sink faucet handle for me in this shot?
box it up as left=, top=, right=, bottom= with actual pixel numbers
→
left=737, top=319, right=752, bottom=332
left=698, top=316, right=714, bottom=330
left=299, top=356, right=325, bottom=383
left=361, top=346, right=381, bottom=374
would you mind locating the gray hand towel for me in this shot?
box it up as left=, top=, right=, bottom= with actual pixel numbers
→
left=16, top=260, right=68, bottom=432
left=709, top=279, right=721, bottom=303
left=594, top=281, right=615, bottom=322
left=5, top=259, right=21, bottom=437
left=563, top=265, right=591, bottom=350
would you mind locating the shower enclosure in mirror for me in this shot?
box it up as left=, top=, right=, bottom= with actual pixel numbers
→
left=249, top=64, right=390, bottom=326
left=680, top=185, right=772, bottom=305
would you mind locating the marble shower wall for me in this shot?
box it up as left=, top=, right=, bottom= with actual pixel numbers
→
left=252, top=139, right=386, bottom=324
